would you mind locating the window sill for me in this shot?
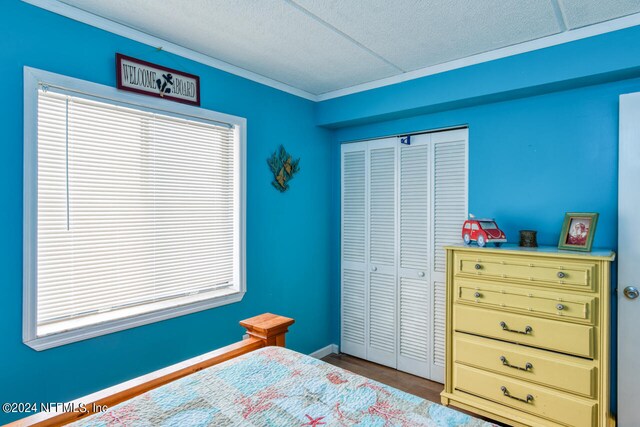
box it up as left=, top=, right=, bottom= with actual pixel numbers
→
left=24, top=289, right=245, bottom=351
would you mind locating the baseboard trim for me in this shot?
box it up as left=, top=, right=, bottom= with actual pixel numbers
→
left=309, top=343, right=339, bottom=359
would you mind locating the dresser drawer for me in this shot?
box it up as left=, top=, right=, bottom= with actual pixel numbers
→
left=455, top=364, right=597, bottom=427
left=456, top=280, right=596, bottom=324
left=454, top=334, right=596, bottom=397
left=454, top=305, right=594, bottom=358
left=454, top=252, right=597, bottom=291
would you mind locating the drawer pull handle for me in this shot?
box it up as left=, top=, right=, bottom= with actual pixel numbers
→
left=500, top=356, right=533, bottom=371
left=474, top=263, right=482, bottom=270
left=500, top=386, right=534, bottom=404
left=557, top=271, right=566, bottom=279
left=474, top=292, right=482, bottom=298
left=556, top=303, right=565, bottom=311
left=500, top=321, right=532, bottom=335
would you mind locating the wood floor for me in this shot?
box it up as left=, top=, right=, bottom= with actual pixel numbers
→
left=322, top=353, right=444, bottom=403
left=322, top=353, right=503, bottom=425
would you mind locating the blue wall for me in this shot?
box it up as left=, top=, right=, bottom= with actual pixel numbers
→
left=324, top=28, right=640, bottom=415
left=327, top=76, right=637, bottom=346
left=3, top=0, right=639, bottom=422
left=316, top=25, right=640, bottom=128
left=0, top=2, right=333, bottom=422
left=331, top=78, right=633, bottom=247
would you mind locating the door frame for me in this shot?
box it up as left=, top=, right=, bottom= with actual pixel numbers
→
left=618, top=92, right=640, bottom=426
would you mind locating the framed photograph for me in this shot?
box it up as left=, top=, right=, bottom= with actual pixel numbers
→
left=558, top=212, right=599, bottom=252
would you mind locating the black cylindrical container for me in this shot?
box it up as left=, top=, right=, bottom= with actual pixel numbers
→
left=519, top=230, right=538, bottom=247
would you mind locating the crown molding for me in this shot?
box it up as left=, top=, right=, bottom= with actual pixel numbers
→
left=23, top=0, right=640, bottom=103
left=22, top=0, right=319, bottom=101
left=316, top=12, right=640, bottom=101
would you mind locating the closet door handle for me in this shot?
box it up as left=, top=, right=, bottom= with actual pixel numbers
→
left=418, top=271, right=425, bottom=277
left=371, top=266, right=378, bottom=272
left=500, top=386, right=534, bottom=404
left=500, top=321, right=532, bottom=335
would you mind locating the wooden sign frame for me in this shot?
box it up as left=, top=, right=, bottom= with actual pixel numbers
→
left=116, top=53, right=200, bottom=106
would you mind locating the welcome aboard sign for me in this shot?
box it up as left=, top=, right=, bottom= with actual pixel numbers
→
left=116, top=54, right=200, bottom=106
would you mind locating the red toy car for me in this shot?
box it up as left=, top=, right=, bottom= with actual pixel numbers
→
left=462, top=218, right=506, bottom=247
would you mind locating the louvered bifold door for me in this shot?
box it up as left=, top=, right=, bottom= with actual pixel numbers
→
left=430, top=129, right=468, bottom=382
left=367, top=138, right=397, bottom=368
left=341, top=143, right=367, bottom=359
left=341, top=129, right=467, bottom=378
left=397, top=134, right=431, bottom=378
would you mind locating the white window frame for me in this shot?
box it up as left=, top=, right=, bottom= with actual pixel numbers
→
left=23, top=67, right=247, bottom=351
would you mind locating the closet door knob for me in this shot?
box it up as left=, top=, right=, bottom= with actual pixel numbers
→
left=475, top=264, right=482, bottom=270
left=418, top=272, right=425, bottom=277
left=556, top=303, right=565, bottom=311
left=371, top=266, right=377, bottom=272
left=557, top=271, right=566, bottom=279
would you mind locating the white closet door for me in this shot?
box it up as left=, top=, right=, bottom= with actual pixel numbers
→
left=430, top=129, right=468, bottom=382
left=340, top=129, right=467, bottom=382
left=341, top=143, right=367, bottom=359
left=397, top=134, right=431, bottom=377
left=367, top=138, right=397, bottom=368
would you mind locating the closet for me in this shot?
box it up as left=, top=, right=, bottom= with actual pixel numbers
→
left=341, top=128, right=468, bottom=382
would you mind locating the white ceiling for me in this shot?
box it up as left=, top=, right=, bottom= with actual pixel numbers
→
left=56, top=0, right=640, bottom=97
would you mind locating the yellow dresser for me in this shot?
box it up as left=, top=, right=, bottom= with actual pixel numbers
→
left=441, top=245, right=615, bottom=427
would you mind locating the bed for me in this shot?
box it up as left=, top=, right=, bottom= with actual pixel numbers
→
left=10, top=314, right=494, bottom=427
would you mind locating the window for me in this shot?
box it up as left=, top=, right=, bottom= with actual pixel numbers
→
left=471, top=223, right=479, bottom=231
left=479, top=221, right=498, bottom=230
left=464, top=223, right=471, bottom=230
left=23, top=68, right=245, bottom=350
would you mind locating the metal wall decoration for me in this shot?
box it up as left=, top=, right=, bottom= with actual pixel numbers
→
left=267, top=145, right=300, bottom=192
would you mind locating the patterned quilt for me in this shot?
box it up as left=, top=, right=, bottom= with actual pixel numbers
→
left=72, top=346, right=495, bottom=426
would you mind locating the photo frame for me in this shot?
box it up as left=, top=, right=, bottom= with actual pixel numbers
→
left=558, top=212, right=599, bottom=252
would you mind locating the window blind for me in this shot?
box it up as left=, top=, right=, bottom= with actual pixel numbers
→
left=36, top=88, right=238, bottom=335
